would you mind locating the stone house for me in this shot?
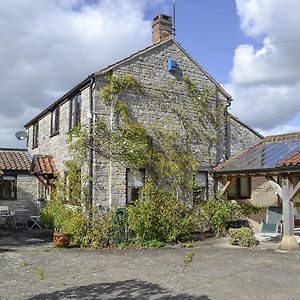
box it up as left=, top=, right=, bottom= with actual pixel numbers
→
left=24, top=14, right=262, bottom=209
left=0, top=148, right=38, bottom=212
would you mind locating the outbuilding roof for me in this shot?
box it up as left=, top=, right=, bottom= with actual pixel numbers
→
left=0, top=149, right=31, bottom=172
left=214, top=132, right=300, bottom=175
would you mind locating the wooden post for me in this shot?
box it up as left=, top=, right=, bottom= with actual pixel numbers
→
left=279, top=176, right=299, bottom=251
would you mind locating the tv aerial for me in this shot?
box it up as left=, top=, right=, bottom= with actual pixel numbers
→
left=15, top=131, right=28, bottom=141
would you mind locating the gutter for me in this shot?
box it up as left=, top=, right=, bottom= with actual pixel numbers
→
left=88, top=76, right=95, bottom=205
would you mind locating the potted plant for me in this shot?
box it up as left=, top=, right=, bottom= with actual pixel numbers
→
left=40, top=198, right=73, bottom=248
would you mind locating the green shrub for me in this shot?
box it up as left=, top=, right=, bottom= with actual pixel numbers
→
left=228, top=227, right=259, bottom=247
left=40, top=199, right=111, bottom=248
left=127, top=178, right=198, bottom=243
left=200, top=195, right=232, bottom=236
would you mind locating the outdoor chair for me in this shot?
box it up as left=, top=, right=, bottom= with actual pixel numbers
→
left=0, top=206, right=9, bottom=228
left=14, top=209, right=29, bottom=229
left=260, top=206, right=283, bottom=238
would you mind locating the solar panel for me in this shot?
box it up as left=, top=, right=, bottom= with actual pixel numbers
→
left=219, top=138, right=300, bottom=172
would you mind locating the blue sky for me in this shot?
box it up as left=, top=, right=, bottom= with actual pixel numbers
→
left=0, top=0, right=300, bottom=148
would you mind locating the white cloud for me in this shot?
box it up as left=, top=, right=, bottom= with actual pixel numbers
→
left=229, top=0, right=300, bottom=133
left=0, top=0, right=165, bottom=148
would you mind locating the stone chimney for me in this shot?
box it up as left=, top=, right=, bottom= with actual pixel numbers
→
left=152, top=14, right=173, bottom=45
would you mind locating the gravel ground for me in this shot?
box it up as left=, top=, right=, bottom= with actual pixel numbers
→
left=1, top=229, right=300, bottom=300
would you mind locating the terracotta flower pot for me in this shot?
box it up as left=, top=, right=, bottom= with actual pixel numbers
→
left=53, top=232, right=71, bottom=248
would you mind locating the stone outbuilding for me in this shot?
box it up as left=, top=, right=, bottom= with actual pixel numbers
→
left=0, top=148, right=38, bottom=212
left=214, top=132, right=300, bottom=251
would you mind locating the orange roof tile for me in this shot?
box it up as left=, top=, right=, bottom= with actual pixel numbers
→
left=0, top=149, right=30, bottom=171
left=280, top=151, right=300, bottom=166
left=31, top=155, right=58, bottom=175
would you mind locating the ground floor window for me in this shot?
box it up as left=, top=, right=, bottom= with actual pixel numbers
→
left=193, top=172, right=208, bottom=203
left=0, top=175, right=17, bottom=200
left=228, top=177, right=251, bottom=200
left=126, top=170, right=145, bottom=204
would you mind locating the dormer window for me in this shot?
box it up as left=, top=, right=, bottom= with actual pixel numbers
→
left=32, top=122, right=39, bottom=149
left=50, top=106, right=60, bottom=136
left=70, top=94, right=81, bottom=129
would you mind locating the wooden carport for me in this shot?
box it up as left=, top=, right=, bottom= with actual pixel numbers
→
left=214, top=133, right=300, bottom=251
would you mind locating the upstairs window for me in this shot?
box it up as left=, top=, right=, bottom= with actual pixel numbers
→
left=228, top=177, right=251, bottom=200
left=70, top=94, right=81, bottom=129
left=0, top=176, right=17, bottom=200
left=32, top=122, right=39, bottom=149
left=50, top=106, right=60, bottom=136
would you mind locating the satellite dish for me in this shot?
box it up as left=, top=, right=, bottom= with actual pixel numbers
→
left=15, top=131, right=28, bottom=141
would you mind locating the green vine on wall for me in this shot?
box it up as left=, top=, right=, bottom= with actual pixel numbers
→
left=68, top=74, right=226, bottom=201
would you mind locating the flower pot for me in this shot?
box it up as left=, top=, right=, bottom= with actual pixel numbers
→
left=53, top=232, right=71, bottom=248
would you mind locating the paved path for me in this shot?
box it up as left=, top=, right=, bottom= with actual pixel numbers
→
left=0, top=230, right=300, bottom=300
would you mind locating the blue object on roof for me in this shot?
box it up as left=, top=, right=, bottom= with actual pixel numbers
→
left=168, top=58, right=177, bottom=73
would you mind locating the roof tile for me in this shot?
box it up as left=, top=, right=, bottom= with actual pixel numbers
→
left=0, top=149, right=30, bottom=171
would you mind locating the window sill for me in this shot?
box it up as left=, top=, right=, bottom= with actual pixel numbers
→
left=50, top=131, right=59, bottom=138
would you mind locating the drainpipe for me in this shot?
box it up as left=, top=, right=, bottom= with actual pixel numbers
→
left=88, top=76, right=95, bottom=205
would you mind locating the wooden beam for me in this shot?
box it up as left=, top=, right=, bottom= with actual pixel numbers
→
left=265, top=176, right=283, bottom=200
left=221, top=177, right=236, bottom=195
left=290, top=179, right=300, bottom=201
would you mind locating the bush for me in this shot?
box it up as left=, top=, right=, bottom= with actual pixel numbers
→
left=127, top=178, right=198, bottom=243
left=40, top=199, right=111, bottom=248
left=200, top=195, right=232, bottom=236
left=228, top=227, right=259, bottom=247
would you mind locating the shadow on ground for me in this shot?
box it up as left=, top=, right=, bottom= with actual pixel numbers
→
left=27, top=279, right=210, bottom=299
left=0, top=229, right=52, bottom=248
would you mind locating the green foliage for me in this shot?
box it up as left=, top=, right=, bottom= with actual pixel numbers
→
left=72, top=209, right=112, bottom=248
left=131, top=238, right=165, bottom=248
left=127, top=178, right=199, bottom=243
left=100, top=75, right=141, bottom=106
left=228, top=227, right=259, bottom=247
left=112, top=122, right=151, bottom=172
left=200, top=195, right=232, bottom=236
left=180, top=241, right=194, bottom=248
left=184, top=252, right=194, bottom=265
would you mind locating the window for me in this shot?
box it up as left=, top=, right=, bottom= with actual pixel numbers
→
left=126, top=170, right=145, bottom=204
left=228, top=177, right=251, bottom=200
left=193, top=172, right=208, bottom=203
left=32, top=122, right=39, bottom=148
left=70, top=94, right=81, bottom=129
left=50, top=106, right=60, bottom=136
left=0, top=176, right=17, bottom=200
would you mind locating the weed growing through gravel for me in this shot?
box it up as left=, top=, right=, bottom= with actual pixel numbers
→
left=184, top=252, right=194, bottom=265
left=34, top=267, right=45, bottom=281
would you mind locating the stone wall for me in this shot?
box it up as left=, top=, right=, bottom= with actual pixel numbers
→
left=229, top=114, right=263, bottom=157
left=0, top=174, right=38, bottom=214
left=92, top=40, right=230, bottom=208
left=27, top=87, right=91, bottom=172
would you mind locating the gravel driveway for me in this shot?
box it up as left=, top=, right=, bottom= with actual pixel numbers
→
left=1, top=229, right=300, bottom=300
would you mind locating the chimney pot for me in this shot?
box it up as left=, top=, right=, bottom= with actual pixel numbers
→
left=152, top=14, right=172, bottom=45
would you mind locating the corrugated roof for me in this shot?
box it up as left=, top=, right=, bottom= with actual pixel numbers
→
left=0, top=149, right=31, bottom=171
left=214, top=132, right=300, bottom=175
left=30, top=155, right=58, bottom=175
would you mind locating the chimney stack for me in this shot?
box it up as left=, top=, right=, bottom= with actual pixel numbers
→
left=152, top=14, right=173, bottom=45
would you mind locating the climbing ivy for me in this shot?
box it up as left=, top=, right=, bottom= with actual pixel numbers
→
left=68, top=74, right=226, bottom=201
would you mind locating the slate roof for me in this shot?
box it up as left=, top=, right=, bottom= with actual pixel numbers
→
left=214, top=132, right=300, bottom=175
left=30, top=155, right=58, bottom=175
left=0, top=149, right=31, bottom=171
